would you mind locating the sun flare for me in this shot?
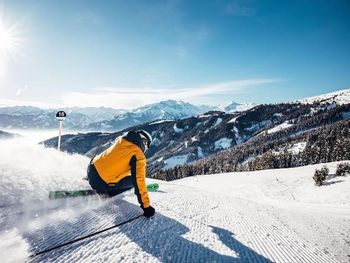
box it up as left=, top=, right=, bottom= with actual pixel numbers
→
left=0, top=22, right=20, bottom=56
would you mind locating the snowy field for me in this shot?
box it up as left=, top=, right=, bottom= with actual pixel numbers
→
left=0, top=133, right=349, bottom=263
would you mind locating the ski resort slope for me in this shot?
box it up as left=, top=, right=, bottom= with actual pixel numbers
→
left=0, top=136, right=349, bottom=263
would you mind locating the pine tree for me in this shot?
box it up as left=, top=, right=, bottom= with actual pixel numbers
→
left=313, top=166, right=329, bottom=186
left=335, top=162, right=350, bottom=177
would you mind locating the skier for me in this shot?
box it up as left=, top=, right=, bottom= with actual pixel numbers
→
left=87, top=130, right=155, bottom=218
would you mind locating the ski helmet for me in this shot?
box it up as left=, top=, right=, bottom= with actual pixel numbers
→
left=136, top=130, right=152, bottom=149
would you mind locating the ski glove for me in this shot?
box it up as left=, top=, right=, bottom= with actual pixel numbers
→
left=142, top=205, right=155, bottom=218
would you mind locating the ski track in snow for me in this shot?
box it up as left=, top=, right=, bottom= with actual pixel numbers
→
left=1, top=181, right=344, bottom=263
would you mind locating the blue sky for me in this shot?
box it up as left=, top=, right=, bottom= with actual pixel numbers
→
left=0, top=0, right=349, bottom=109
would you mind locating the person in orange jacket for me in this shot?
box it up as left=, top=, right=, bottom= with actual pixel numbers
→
left=87, top=130, right=155, bottom=218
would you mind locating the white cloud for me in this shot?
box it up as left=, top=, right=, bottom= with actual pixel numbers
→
left=60, top=79, right=281, bottom=109
left=0, top=79, right=282, bottom=109
left=16, top=84, right=28, bottom=96
left=0, top=98, right=61, bottom=108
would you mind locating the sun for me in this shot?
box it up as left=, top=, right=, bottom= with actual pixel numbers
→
left=0, top=22, right=20, bottom=56
left=0, top=27, right=14, bottom=49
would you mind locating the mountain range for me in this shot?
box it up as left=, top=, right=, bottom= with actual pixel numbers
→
left=42, top=89, right=350, bottom=179
left=0, top=100, right=251, bottom=131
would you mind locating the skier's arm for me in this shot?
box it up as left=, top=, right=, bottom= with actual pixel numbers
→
left=130, top=154, right=150, bottom=208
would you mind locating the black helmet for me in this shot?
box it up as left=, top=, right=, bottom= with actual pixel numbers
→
left=136, top=130, right=152, bottom=149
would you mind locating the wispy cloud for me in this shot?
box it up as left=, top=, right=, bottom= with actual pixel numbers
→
left=73, top=9, right=102, bottom=26
left=174, top=25, right=211, bottom=58
left=16, top=84, right=28, bottom=96
left=60, top=79, right=281, bottom=109
left=221, top=0, right=255, bottom=17
left=0, top=98, right=61, bottom=109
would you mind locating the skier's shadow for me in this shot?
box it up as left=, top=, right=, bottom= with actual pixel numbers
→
left=23, top=198, right=272, bottom=263
left=118, top=202, right=273, bottom=263
left=210, top=225, right=273, bottom=263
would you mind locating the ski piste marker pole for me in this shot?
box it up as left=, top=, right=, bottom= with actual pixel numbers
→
left=29, top=214, right=143, bottom=259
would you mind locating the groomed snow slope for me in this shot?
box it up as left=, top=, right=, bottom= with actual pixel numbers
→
left=0, top=135, right=349, bottom=263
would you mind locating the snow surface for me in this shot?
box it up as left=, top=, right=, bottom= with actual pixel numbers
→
left=149, top=120, right=173, bottom=125
left=0, top=133, right=89, bottom=207
left=214, top=138, right=232, bottom=150
left=287, top=142, right=307, bottom=154
left=213, top=118, right=223, bottom=128
left=197, top=147, right=204, bottom=158
left=228, top=115, right=242, bottom=123
left=246, top=120, right=272, bottom=132
left=267, top=121, right=294, bottom=134
left=222, top=102, right=257, bottom=113
left=173, top=124, right=184, bottom=133
left=232, top=126, right=244, bottom=145
left=163, top=154, right=189, bottom=169
left=0, top=134, right=349, bottom=263
left=295, top=89, right=350, bottom=105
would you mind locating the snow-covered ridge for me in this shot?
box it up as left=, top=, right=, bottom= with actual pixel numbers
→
left=221, top=101, right=257, bottom=113
left=295, top=89, right=350, bottom=105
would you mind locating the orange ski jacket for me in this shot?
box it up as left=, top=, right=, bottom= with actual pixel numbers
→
left=93, top=131, right=150, bottom=208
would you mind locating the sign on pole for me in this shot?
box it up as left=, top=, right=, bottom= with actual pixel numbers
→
left=56, top=111, right=66, bottom=151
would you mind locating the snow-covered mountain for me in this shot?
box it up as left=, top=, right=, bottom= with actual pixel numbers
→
left=0, top=101, right=215, bottom=131
left=43, top=89, right=350, bottom=177
left=65, top=107, right=126, bottom=122
left=221, top=101, right=257, bottom=113
left=0, top=100, right=259, bottom=131
left=295, top=88, right=350, bottom=105
left=0, top=106, right=125, bottom=130
left=88, top=100, right=215, bottom=131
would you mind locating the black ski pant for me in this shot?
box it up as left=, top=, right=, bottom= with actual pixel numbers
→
left=87, top=160, right=134, bottom=197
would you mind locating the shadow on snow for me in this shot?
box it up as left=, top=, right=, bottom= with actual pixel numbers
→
left=23, top=198, right=272, bottom=263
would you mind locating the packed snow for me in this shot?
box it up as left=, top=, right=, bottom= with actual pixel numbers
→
left=0, top=133, right=349, bottom=263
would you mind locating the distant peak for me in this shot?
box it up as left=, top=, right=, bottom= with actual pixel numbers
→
left=226, top=101, right=240, bottom=106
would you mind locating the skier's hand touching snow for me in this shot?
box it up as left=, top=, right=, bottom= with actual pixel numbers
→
left=142, top=205, right=155, bottom=218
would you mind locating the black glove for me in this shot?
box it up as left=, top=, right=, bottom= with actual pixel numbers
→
left=142, top=205, right=155, bottom=218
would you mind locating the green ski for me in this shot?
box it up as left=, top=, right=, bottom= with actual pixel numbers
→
left=49, top=183, right=159, bottom=199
